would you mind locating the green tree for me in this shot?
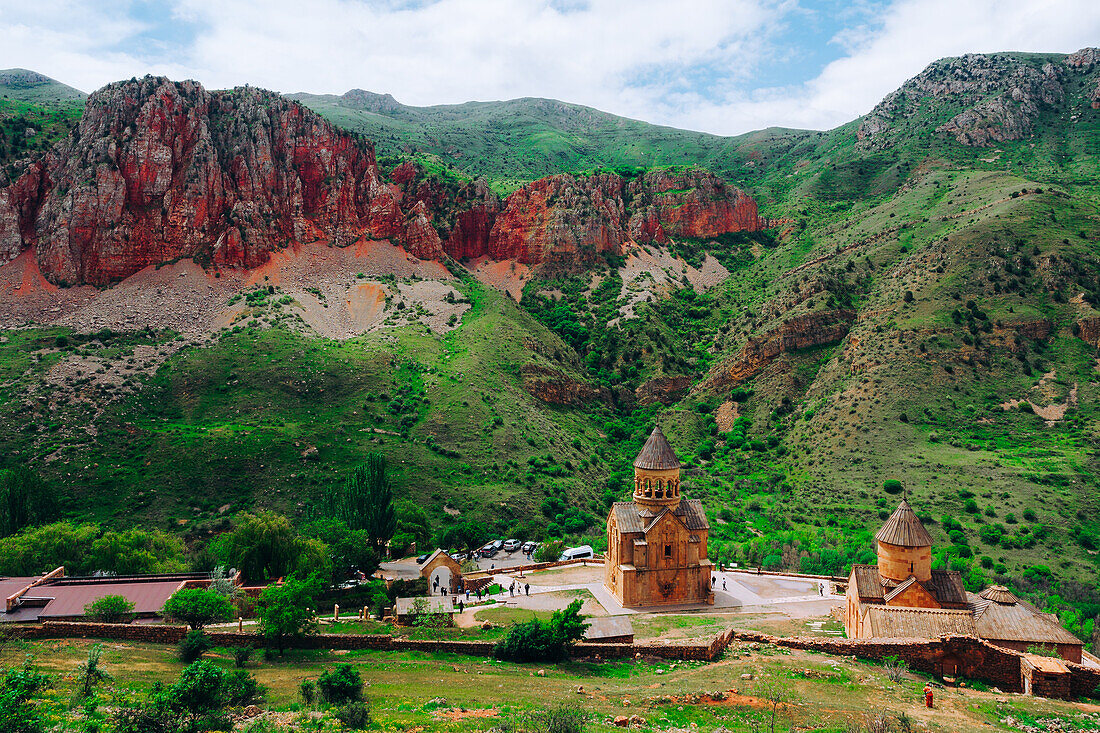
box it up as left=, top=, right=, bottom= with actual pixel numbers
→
left=0, top=467, right=57, bottom=538
left=395, top=500, right=432, bottom=548
left=216, top=512, right=330, bottom=583
left=257, top=575, right=321, bottom=655
left=324, top=455, right=396, bottom=552
left=162, top=588, right=235, bottom=629
left=0, top=522, right=100, bottom=575
left=84, top=595, right=135, bottom=624
left=302, top=519, right=380, bottom=584
left=493, top=599, right=588, bottom=662
left=90, top=529, right=186, bottom=575
left=73, top=644, right=110, bottom=702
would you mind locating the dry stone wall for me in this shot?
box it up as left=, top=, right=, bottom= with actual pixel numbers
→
left=19, top=622, right=1100, bottom=700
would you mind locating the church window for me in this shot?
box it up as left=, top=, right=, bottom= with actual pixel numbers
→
left=664, top=544, right=672, bottom=558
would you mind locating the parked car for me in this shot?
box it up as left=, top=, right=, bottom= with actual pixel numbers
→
left=503, top=539, right=522, bottom=552
left=416, top=553, right=430, bottom=564
left=558, top=545, right=594, bottom=562
left=521, top=541, right=537, bottom=555
left=479, top=541, right=499, bottom=558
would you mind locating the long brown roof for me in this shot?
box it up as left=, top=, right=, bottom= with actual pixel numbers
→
left=969, top=592, right=1082, bottom=646
left=875, top=499, right=933, bottom=547
left=864, top=605, right=976, bottom=639
left=634, top=426, right=680, bottom=470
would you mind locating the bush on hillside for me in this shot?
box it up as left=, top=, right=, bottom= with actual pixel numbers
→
left=178, top=629, right=212, bottom=663
left=882, top=479, right=903, bottom=495
left=494, top=599, right=588, bottom=663
left=316, top=664, right=363, bottom=704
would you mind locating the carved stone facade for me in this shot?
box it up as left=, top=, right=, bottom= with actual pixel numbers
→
left=604, top=426, right=713, bottom=607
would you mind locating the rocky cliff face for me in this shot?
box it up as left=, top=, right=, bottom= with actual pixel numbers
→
left=521, top=364, right=611, bottom=406
left=627, top=168, right=759, bottom=242
left=697, top=310, right=855, bottom=393
left=0, top=76, right=764, bottom=285
left=488, top=173, right=627, bottom=266
left=856, top=51, right=1095, bottom=149
left=1, top=77, right=399, bottom=285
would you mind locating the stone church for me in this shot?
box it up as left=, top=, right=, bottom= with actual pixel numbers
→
left=846, top=499, right=1084, bottom=663
left=604, top=426, right=714, bottom=607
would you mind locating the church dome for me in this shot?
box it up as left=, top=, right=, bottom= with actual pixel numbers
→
left=875, top=499, right=933, bottom=547
left=978, top=585, right=1019, bottom=605
left=634, top=426, right=680, bottom=470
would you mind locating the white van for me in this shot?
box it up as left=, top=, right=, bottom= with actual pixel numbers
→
left=558, top=545, right=594, bottom=562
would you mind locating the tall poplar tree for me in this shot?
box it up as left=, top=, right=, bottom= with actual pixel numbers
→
left=332, top=454, right=396, bottom=552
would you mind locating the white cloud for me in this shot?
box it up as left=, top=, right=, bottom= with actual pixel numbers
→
left=0, top=0, right=1097, bottom=136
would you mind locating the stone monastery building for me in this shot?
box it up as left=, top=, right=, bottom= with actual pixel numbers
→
left=605, top=426, right=713, bottom=607
left=846, top=499, right=1084, bottom=663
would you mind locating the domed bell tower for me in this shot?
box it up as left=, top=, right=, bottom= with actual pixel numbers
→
left=875, top=499, right=933, bottom=582
left=633, top=426, right=681, bottom=510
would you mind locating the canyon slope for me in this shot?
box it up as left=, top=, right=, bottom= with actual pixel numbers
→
left=0, top=77, right=762, bottom=288
left=1, top=50, right=1100, bottom=639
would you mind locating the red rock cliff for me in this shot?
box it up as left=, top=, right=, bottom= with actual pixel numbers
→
left=2, top=77, right=396, bottom=285
left=0, top=77, right=765, bottom=285
left=627, top=169, right=760, bottom=243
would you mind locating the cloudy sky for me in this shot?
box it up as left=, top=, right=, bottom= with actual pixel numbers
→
left=1, top=0, right=1098, bottom=135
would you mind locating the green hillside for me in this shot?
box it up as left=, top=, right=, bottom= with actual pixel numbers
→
left=0, top=69, right=84, bottom=171
left=2, top=50, right=1100, bottom=648
left=291, top=89, right=816, bottom=194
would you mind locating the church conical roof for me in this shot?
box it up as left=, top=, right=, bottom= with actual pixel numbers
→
left=978, top=585, right=1018, bottom=605
left=875, top=499, right=933, bottom=547
left=633, top=426, right=680, bottom=470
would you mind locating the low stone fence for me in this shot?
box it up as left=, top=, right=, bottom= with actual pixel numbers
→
left=19, top=622, right=1100, bottom=699
left=22, top=619, right=723, bottom=661
left=727, top=631, right=1100, bottom=700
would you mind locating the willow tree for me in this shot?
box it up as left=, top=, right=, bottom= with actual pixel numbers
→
left=321, top=454, right=396, bottom=552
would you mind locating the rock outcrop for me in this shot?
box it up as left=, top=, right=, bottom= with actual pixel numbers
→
left=635, top=375, right=693, bottom=406
left=697, top=310, right=855, bottom=393
left=488, top=173, right=627, bottom=266
left=0, top=76, right=764, bottom=286
left=627, top=169, right=759, bottom=242
left=521, top=364, right=611, bottom=406
left=857, top=51, right=1084, bottom=149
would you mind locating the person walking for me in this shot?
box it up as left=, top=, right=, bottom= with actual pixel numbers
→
left=722, top=579, right=727, bottom=590
left=525, top=583, right=530, bottom=596
left=923, top=683, right=933, bottom=708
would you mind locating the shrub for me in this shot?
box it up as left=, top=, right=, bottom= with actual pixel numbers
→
left=494, top=599, right=588, bottom=663
left=224, top=669, right=264, bottom=706
left=535, top=540, right=564, bottom=563
left=882, top=655, right=908, bottom=683
left=299, top=679, right=316, bottom=706
left=335, top=701, right=372, bottom=730
left=178, top=629, right=212, bottom=663
left=162, top=588, right=235, bottom=629
left=168, top=660, right=228, bottom=713
left=503, top=703, right=589, bottom=733
left=317, top=664, right=363, bottom=705
left=233, top=646, right=254, bottom=668
left=882, top=479, right=903, bottom=495
left=84, top=594, right=135, bottom=624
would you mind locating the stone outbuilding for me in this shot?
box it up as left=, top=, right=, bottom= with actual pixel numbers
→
left=604, top=426, right=713, bottom=607
left=418, top=550, right=462, bottom=595
left=583, top=615, right=634, bottom=644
